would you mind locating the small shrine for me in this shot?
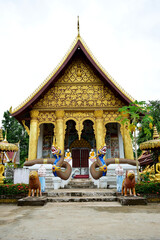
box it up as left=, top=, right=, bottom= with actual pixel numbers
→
left=140, top=126, right=160, bottom=182
left=11, top=20, right=136, bottom=178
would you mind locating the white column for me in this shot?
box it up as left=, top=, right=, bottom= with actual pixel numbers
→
left=37, top=124, right=43, bottom=158
left=118, top=124, right=124, bottom=158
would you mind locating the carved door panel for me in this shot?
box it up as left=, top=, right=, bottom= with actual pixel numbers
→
left=72, top=148, right=89, bottom=175
left=72, top=148, right=80, bottom=168
left=81, top=148, right=89, bottom=167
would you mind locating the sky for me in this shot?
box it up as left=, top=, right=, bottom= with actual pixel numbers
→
left=0, top=0, right=160, bottom=126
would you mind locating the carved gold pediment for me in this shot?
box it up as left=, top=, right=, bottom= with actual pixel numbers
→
left=57, top=56, right=101, bottom=84
left=34, top=56, right=125, bottom=110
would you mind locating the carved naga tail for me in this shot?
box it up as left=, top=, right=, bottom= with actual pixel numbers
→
left=24, top=141, right=72, bottom=181
left=51, top=142, right=72, bottom=180
left=90, top=145, right=139, bottom=180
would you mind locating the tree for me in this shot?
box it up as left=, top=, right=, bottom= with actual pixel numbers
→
left=116, top=100, right=153, bottom=182
left=2, top=110, right=29, bottom=166
left=137, top=100, right=160, bottom=151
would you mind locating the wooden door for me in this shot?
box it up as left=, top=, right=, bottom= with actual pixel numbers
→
left=72, top=148, right=89, bottom=171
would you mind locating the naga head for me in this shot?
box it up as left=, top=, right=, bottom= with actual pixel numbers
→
left=51, top=137, right=61, bottom=156
left=98, top=145, right=107, bottom=156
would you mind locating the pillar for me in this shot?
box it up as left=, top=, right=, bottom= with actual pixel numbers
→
left=28, top=110, right=39, bottom=160
left=55, top=110, right=64, bottom=154
left=118, top=124, right=124, bottom=158
left=120, top=123, right=134, bottom=159
left=94, top=110, right=104, bottom=153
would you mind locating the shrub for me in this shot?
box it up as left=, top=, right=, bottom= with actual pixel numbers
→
left=3, top=179, right=14, bottom=184
left=0, top=184, right=29, bottom=196
left=135, top=182, right=160, bottom=195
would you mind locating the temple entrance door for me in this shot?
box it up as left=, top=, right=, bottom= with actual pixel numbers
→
left=72, top=148, right=90, bottom=176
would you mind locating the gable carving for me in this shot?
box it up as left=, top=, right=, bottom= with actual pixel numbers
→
left=57, top=56, right=102, bottom=84
left=34, top=57, right=125, bottom=110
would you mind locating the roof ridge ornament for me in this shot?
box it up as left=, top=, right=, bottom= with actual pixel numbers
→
left=77, top=16, right=80, bottom=37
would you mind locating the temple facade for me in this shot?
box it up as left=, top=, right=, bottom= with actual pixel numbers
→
left=11, top=34, right=134, bottom=175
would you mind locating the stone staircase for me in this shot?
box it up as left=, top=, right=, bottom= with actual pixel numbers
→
left=47, top=188, right=117, bottom=203
left=46, top=178, right=117, bottom=203
left=45, top=168, right=54, bottom=189
left=64, top=178, right=95, bottom=189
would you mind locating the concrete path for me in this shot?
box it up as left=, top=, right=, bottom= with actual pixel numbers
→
left=0, top=202, right=160, bottom=240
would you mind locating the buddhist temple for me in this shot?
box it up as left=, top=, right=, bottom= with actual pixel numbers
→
left=11, top=21, right=135, bottom=176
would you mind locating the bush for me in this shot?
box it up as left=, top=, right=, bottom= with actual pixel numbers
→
left=0, top=183, right=29, bottom=196
left=135, top=182, right=160, bottom=195
left=3, top=179, right=14, bottom=184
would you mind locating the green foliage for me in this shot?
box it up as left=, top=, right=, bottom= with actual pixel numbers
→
left=137, top=100, right=160, bottom=155
left=138, top=101, right=160, bottom=139
left=3, top=178, right=13, bottom=184
left=117, top=100, right=153, bottom=129
left=2, top=110, right=29, bottom=165
left=117, top=100, right=154, bottom=160
left=0, top=183, right=29, bottom=196
left=135, top=182, right=160, bottom=194
left=140, top=172, right=150, bottom=182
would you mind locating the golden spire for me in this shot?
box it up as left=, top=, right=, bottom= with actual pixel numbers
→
left=0, top=128, right=3, bottom=142
left=3, top=130, right=8, bottom=143
left=52, top=136, right=56, bottom=146
left=153, top=125, right=159, bottom=139
left=77, top=16, right=80, bottom=37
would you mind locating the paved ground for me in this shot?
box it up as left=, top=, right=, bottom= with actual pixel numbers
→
left=0, top=202, right=160, bottom=240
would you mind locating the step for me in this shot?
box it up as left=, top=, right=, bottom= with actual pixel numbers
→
left=65, top=179, right=96, bottom=189
left=18, top=196, right=47, bottom=206
left=47, top=189, right=116, bottom=197
left=117, top=196, right=147, bottom=205
left=47, top=195, right=117, bottom=203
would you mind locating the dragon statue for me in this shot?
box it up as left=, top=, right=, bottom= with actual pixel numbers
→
left=24, top=139, right=72, bottom=181
left=90, top=145, right=139, bottom=180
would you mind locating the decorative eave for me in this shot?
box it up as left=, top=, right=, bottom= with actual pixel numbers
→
left=11, top=35, right=135, bottom=119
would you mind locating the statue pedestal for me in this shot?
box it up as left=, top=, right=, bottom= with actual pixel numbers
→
left=99, top=176, right=107, bottom=188
left=53, top=177, right=61, bottom=190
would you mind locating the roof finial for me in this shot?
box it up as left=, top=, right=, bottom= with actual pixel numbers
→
left=0, top=128, right=3, bottom=142
left=77, top=16, right=80, bottom=37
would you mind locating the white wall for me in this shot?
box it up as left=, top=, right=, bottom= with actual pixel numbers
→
left=37, top=124, right=43, bottom=158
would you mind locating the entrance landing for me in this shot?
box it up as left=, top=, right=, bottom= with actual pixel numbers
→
left=73, top=174, right=89, bottom=179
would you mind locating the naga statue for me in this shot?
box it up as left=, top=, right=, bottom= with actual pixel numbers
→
left=24, top=140, right=72, bottom=181
left=51, top=142, right=72, bottom=180
left=90, top=144, right=139, bottom=180
left=90, top=145, right=108, bottom=179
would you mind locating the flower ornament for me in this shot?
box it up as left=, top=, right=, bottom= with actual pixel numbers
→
left=52, top=165, right=61, bottom=173
left=99, top=165, right=107, bottom=172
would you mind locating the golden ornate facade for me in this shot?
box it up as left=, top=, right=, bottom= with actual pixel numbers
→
left=34, top=56, right=124, bottom=110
